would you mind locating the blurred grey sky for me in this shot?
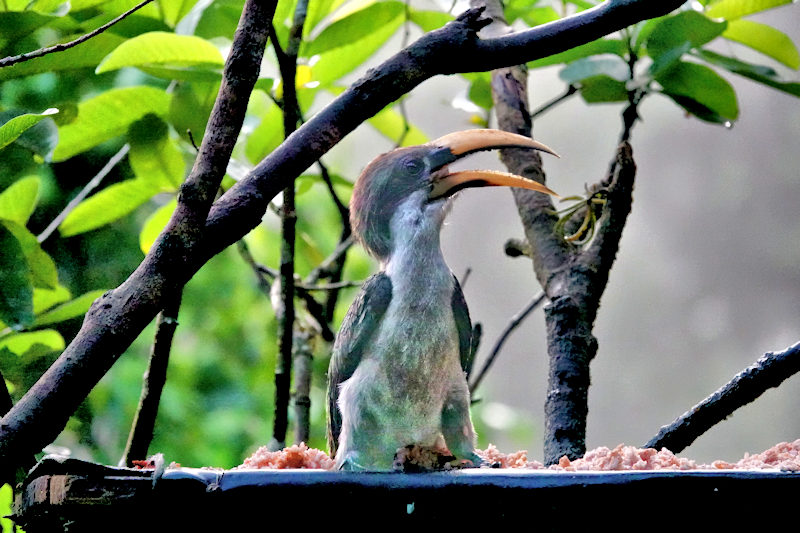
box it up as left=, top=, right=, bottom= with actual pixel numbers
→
left=324, top=3, right=800, bottom=463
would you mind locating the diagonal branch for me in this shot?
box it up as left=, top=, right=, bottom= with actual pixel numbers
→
left=645, top=341, right=800, bottom=453
left=0, top=0, right=684, bottom=470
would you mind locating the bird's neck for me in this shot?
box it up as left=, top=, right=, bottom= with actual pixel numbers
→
left=383, top=228, right=451, bottom=298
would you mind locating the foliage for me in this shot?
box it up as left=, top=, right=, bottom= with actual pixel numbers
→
left=0, top=0, right=797, bottom=472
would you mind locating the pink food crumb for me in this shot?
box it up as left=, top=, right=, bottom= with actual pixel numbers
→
left=237, top=442, right=335, bottom=470
left=236, top=439, right=800, bottom=471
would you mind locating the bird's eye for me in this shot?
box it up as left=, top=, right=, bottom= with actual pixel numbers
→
left=402, top=158, right=425, bottom=176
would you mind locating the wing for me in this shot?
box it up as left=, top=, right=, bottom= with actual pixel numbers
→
left=451, top=274, right=474, bottom=376
left=326, top=272, right=393, bottom=456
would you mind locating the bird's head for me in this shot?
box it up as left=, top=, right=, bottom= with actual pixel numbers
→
left=350, top=129, right=559, bottom=261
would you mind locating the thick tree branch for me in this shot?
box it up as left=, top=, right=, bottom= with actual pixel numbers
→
left=645, top=341, right=800, bottom=453
left=0, top=0, right=683, bottom=469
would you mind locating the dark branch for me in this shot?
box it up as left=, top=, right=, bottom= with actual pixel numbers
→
left=0, top=0, right=155, bottom=68
left=120, top=293, right=182, bottom=467
left=645, top=341, right=800, bottom=453
left=483, top=0, right=638, bottom=464
left=270, top=0, right=308, bottom=450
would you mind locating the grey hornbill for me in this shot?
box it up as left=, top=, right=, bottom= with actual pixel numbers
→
left=327, top=129, right=558, bottom=470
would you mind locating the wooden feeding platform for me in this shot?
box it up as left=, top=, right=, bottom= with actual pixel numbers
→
left=13, top=456, right=799, bottom=531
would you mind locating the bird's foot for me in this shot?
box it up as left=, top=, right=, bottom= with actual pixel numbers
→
left=337, top=453, right=367, bottom=471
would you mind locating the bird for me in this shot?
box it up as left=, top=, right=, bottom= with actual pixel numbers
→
left=326, top=129, right=559, bottom=470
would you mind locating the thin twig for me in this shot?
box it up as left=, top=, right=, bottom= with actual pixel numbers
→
left=37, top=144, right=130, bottom=243
left=304, top=234, right=355, bottom=285
left=469, top=291, right=546, bottom=395
left=120, top=292, right=182, bottom=466
left=315, top=162, right=353, bottom=320
left=530, top=84, right=578, bottom=120
left=237, top=240, right=272, bottom=296
left=297, top=279, right=362, bottom=291
left=0, top=0, right=155, bottom=68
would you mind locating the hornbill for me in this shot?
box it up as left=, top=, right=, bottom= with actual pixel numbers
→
left=327, top=129, right=558, bottom=470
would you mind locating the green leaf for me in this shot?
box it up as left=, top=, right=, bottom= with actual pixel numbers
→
left=303, top=0, right=343, bottom=40
left=310, top=9, right=405, bottom=86
left=0, top=33, right=127, bottom=82
left=528, top=38, right=626, bottom=69
left=1, top=220, right=58, bottom=290
left=0, top=176, right=40, bottom=225
left=461, top=72, right=493, bottom=110
left=244, top=92, right=284, bottom=164
left=0, top=329, right=65, bottom=355
left=32, top=284, right=72, bottom=315
left=303, top=2, right=404, bottom=56
left=53, top=86, right=171, bottom=162
left=517, top=6, right=560, bottom=27
left=0, top=109, right=59, bottom=151
left=722, top=19, right=800, bottom=69
left=646, top=10, right=727, bottom=60
left=368, top=105, right=428, bottom=147
left=96, top=31, right=224, bottom=80
left=408, top=9, right=453, bottom=32
left=168, top=80, right=220, bottom=141
left=0, top=11, right=57, bottom=50
left=695, top=49, right=800, bottom=97
left=59, top=178, right=161, bottom=237
left=33, top=289, right=105, bottom=327
left=706, top=0, right=793, bottom=19
left=160, top=0, right=200, bottom=27
left=579, top=75, right=630, bottom=103
left=129, top=137, right=186, bottom=190
left=559, top=56, right=630, bottom=84
left=657, top=61, right=739, bottom=122
left=140, top=198, right=176, bottom=254
left=128, top=115, right=186, bottom=190
left=0, top=222, right=34, bottom=328
left=194, top=0, right=246, bottom=40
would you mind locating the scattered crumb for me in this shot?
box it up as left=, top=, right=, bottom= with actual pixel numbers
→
left=545, top=445, right=699, bottom=471
left=234, top=439, right=800, bottom=471
left=236, top=442, right=335, bottom=470
left=477, top=444, right=542, bottom=469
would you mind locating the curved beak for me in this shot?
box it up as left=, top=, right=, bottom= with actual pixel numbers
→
left=425, top=129, right=559, bottom=200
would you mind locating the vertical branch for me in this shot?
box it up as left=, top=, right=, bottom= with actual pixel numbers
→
left=316, top=162, right=351, bottom=322
left=269, top=0, right=308, bottom=450
left=120, top=292, right=182, bottom=466
left=292, top=328, right=314, bottom=445
left=478, top=0, right=637, bottom=465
